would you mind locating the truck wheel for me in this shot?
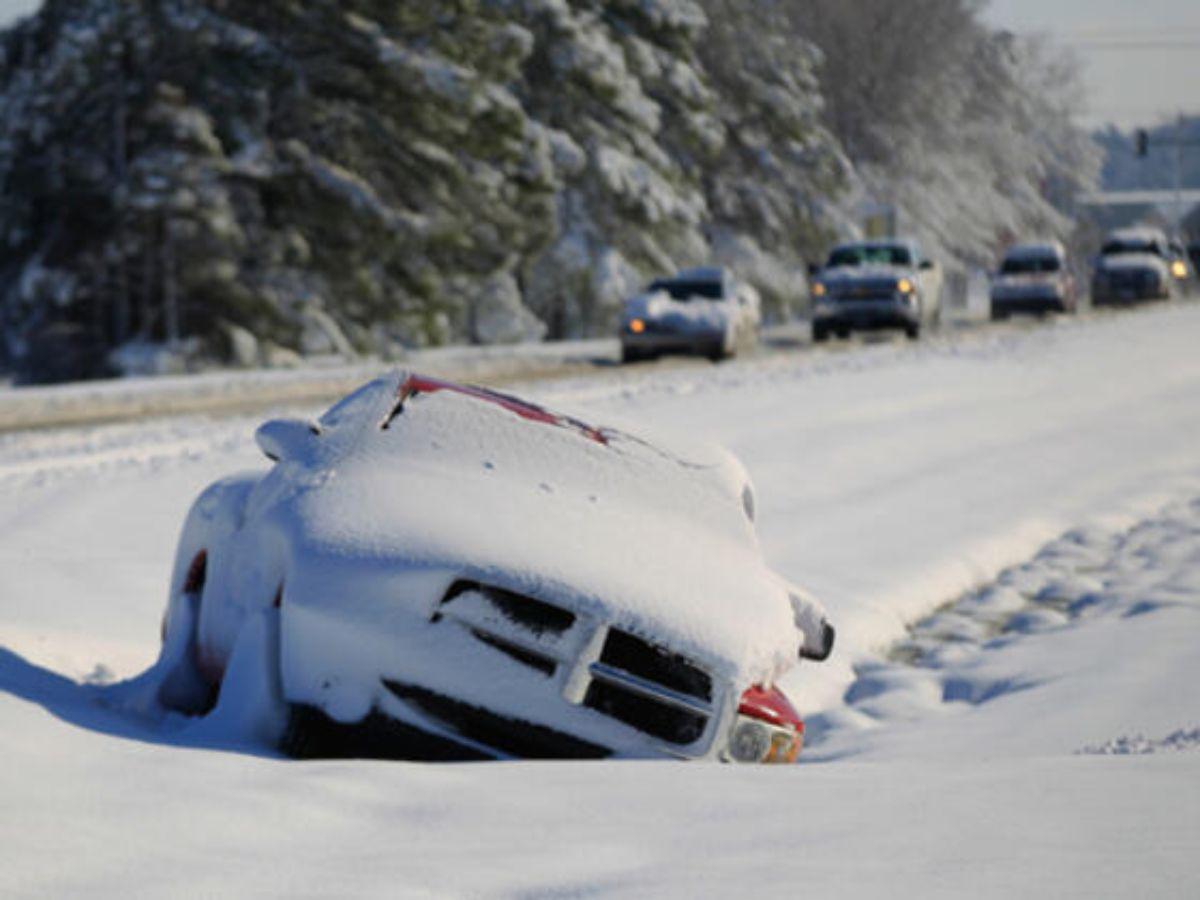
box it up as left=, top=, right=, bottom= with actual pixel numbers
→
left=279, top=704, right=334, bottom=759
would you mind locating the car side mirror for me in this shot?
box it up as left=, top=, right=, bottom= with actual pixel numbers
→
left=255, top=418, right=321, bottom=463
left=800, top=621, right=836, bottom=662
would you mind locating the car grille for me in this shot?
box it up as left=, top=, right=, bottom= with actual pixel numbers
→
left=1104, top=269, right=1156, bottom=289
left=427, top=581, right=719, bottom=755
left=832, top=279, right=898, bottom=301
left=433, top=581, right=574, bottom=677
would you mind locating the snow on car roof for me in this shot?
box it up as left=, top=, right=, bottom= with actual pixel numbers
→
left=273, top=371, right=799, bottom=683
left=1002, top=242, right=1063, bottom=260
left=1107, top=226, right=1167, bottom=244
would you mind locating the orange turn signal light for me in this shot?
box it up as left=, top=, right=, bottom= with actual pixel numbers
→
left=630, top=318, right=646, bottom=333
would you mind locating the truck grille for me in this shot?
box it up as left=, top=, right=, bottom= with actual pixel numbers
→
left=427, top=581, right=718, bottom=755
left=596, top=628, right=712, bottom=701
left=433, top=581, right=574, bottom=677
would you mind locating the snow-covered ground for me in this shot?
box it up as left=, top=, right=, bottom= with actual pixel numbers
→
left=2, top=305, right=1199, bottom=897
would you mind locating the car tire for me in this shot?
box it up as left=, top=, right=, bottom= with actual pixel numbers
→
left=620, top=345, right=643, bottom=364
left=279, top=703, right=331, bottom=759
left=905, top=322, right=921, bottom=340
left=812, top=323, right=830, bottom=343
left=157, top=551, right=220, bottom=716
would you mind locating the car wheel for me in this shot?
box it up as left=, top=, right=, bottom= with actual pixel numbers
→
left=812, top=323, right=830, bottom=343
left=905, top=322, right=921, bottom=340
left=620, top=345, right=643, bottom=364
left=279, top=703, right=334, bottom=759
left=157, top=550, right=220, bottom=715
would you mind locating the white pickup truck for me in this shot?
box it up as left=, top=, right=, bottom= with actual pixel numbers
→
left=810, top=239, right=943, bottom=341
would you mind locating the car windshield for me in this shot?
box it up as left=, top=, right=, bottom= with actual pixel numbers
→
left=827, top=244, right=913, bottom=267
left=648, top=279, right=724, bottom=300
left=1001, top=255, right=1060, bottom=274
left=1102, top=240, right=1161, bottom=257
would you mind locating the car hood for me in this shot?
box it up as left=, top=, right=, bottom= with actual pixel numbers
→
left=821, top=264, right=912, bottom=284
left=623, top=290, right=731, bottom=332
left=249, top=372, right=800, bottom=685
left=1097, top=253, right=1168, bottom=274
left=994, top=272, right=1060, bottom=288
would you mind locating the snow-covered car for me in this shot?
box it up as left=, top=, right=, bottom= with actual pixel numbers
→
left=154, top=371, right=835, bottom=763
left=1091, top=227, right=1174, bottom=306
left=619, top=267, right=761, bottom=363
left=810, top=239, right=942, bottom=341
left=990, top=241, right=1077, bottom=319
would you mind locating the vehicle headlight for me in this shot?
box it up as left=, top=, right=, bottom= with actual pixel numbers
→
left=897, top=278, right=914, bottom=294
left=1171, top=260, right=1188, bottom=279
left=727, top=684, right=805, bottom=764
left=812, top=282, right=827, bottom=298
left=629, top=318, right=646, bottom=334
left=729, top=718, right=772, bottom=763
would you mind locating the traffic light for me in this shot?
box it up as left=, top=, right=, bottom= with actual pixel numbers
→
left=1135, top=128, right=1149, bottom=157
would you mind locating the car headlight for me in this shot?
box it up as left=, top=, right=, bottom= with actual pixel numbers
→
left=628, top=318, right=646, bottom=334
left=729, top=718, right=772, bottom=762
left=897, top=278, right=914, bottom=294
left=726, top=684, right=805, bottom=764
left=1171, top=260, right=1188, bottom=279
left=812, top=282, right=827, bottom=298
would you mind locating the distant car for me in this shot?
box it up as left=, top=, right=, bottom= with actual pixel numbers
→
left=1091, top=227, right=1174, bottom=306
left=619, top=267, right=761, bottom=363
left=810, top=238, right=942, bottom=341
left=155, top=371, right=835, bottom=763
left=990, top=242, right=1077, bottom=319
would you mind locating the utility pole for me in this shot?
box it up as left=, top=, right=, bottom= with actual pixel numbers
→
left=1135, top=116, right=1200, bottom=234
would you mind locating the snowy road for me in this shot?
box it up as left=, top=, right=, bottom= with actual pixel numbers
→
left=2, top=304, right=1199, bottom=897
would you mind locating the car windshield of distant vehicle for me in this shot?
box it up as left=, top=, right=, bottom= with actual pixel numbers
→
left=1101, top=239, right=1162, bottom=257
left=827, top=244, right=913, bottom=267
left=1001, top=255, right=1060, bottom=274
left=649, top=279, right=725, bottom=300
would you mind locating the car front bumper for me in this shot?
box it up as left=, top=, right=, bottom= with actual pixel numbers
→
left=1092, top=273, right=1168, bottom=303
left=813, top=298, right=918, bottom=330
left=620, top=327, right=724, bottom=356
left=990, top=289, right=1067, bottom=315
left=282, top=568, right=749, bottom=762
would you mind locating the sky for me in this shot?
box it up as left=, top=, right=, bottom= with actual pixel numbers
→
left=984, top=0, right=1200, bottom=130
left=1, top=0, right=1196, bottom=132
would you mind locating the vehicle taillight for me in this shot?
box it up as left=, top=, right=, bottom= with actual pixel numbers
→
left=726, top=684, right=805, bottom=764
